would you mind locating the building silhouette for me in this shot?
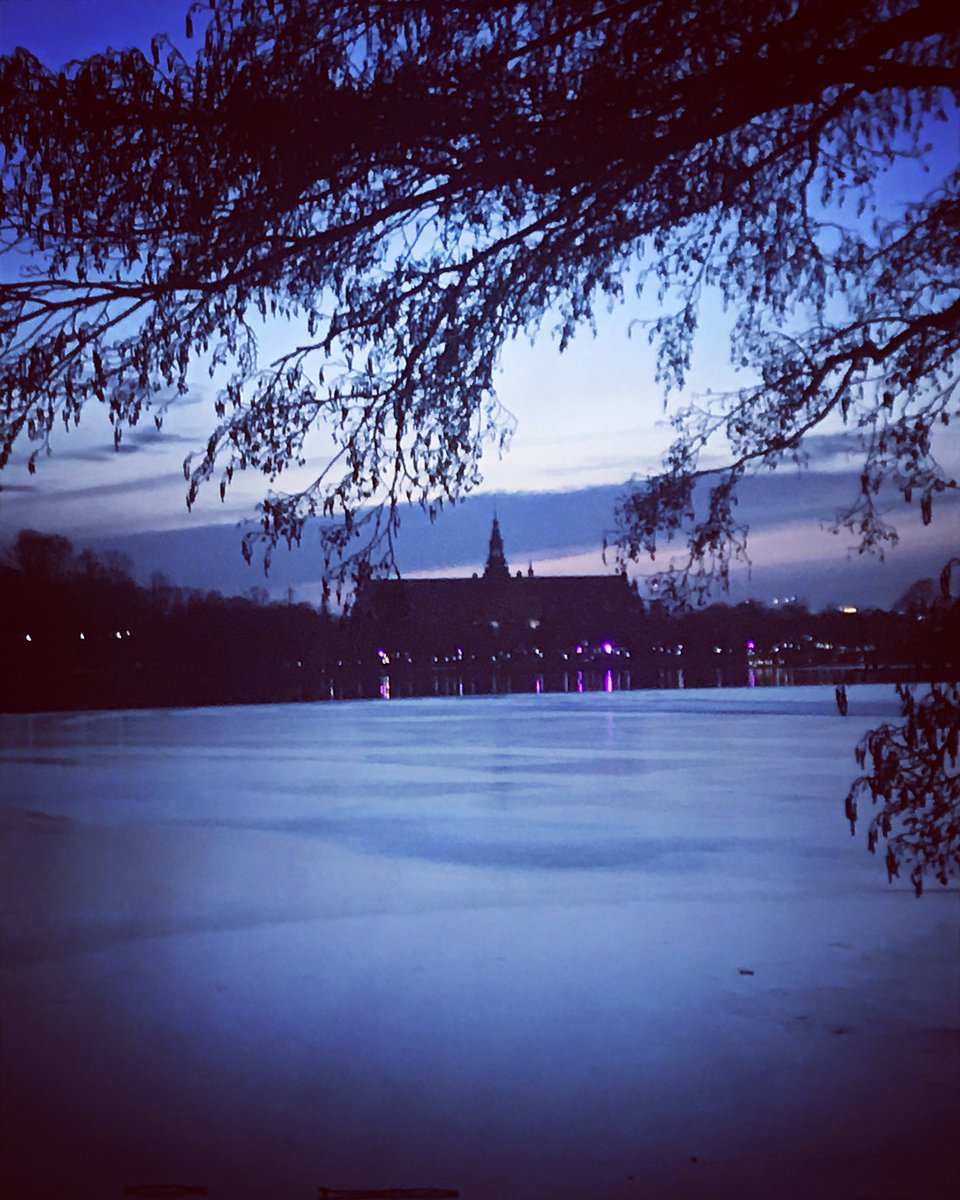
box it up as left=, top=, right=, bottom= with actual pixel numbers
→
left=356, top=517, right=640, bottom=663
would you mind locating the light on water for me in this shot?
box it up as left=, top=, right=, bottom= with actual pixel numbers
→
left=1, top=686, right=957, bottom=1199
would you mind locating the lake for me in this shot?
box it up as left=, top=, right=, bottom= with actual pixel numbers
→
left=1, top=686, right=957, bottom=1199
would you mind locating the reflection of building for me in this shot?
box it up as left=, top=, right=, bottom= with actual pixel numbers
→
left=357, top=517, right=640, bottom=661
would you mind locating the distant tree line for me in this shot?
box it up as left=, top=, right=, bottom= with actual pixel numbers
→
left=2, top=531, right=956, bottom=713
left=640, top=592, right=954, bottom=676
left=1, top=531, right=345, bottom=710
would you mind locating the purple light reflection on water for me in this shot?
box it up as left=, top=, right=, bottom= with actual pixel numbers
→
left=604, top=670, right=614, bottom=693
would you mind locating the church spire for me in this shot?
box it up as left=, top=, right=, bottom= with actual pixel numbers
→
left=484, top=514, right=510, bottom=581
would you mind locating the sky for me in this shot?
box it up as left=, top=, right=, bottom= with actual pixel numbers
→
left=1, top=0, right=957, bottom=608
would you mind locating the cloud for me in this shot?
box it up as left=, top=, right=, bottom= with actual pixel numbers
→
left=9, top=471, right=185, bottom=504
left=0, top=467, right=259, bottom=540
left=53, top=429, right=202, bottom=464
left=801, top=430, right=866, bottom=462
left=714, top=468, right=957, bottom=532
left=540, top=454, right=659, bottom=481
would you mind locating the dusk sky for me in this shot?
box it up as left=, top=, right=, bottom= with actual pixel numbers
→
left=1, top=0, right=957, bottom=606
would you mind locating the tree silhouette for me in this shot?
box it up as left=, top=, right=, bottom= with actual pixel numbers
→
left=1, top=0, right=956, bottom=584
left=12, top=529, right=74, bottom=578
left=844, top=559, right=960, bottom=895
left=846, top=681, right=960, bottom=895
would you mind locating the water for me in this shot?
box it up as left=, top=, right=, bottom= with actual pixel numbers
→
left=304, top=660, right=940, bottom=703
left=1, top=686, right=957, bottom=1199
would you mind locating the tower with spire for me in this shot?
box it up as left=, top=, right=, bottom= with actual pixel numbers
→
left=484, top=515, right=510, bottom=582
left=356, top=510, right=638, bottom=667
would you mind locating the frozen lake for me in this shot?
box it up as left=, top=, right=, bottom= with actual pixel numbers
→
left=1, top=686, right=957, bottom=1200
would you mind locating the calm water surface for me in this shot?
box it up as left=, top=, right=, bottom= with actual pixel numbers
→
left=1, top=686, right=957, bottom=1199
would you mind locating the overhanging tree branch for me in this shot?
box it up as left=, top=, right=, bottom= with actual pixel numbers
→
left=1, top=0, right=957, bottom=582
